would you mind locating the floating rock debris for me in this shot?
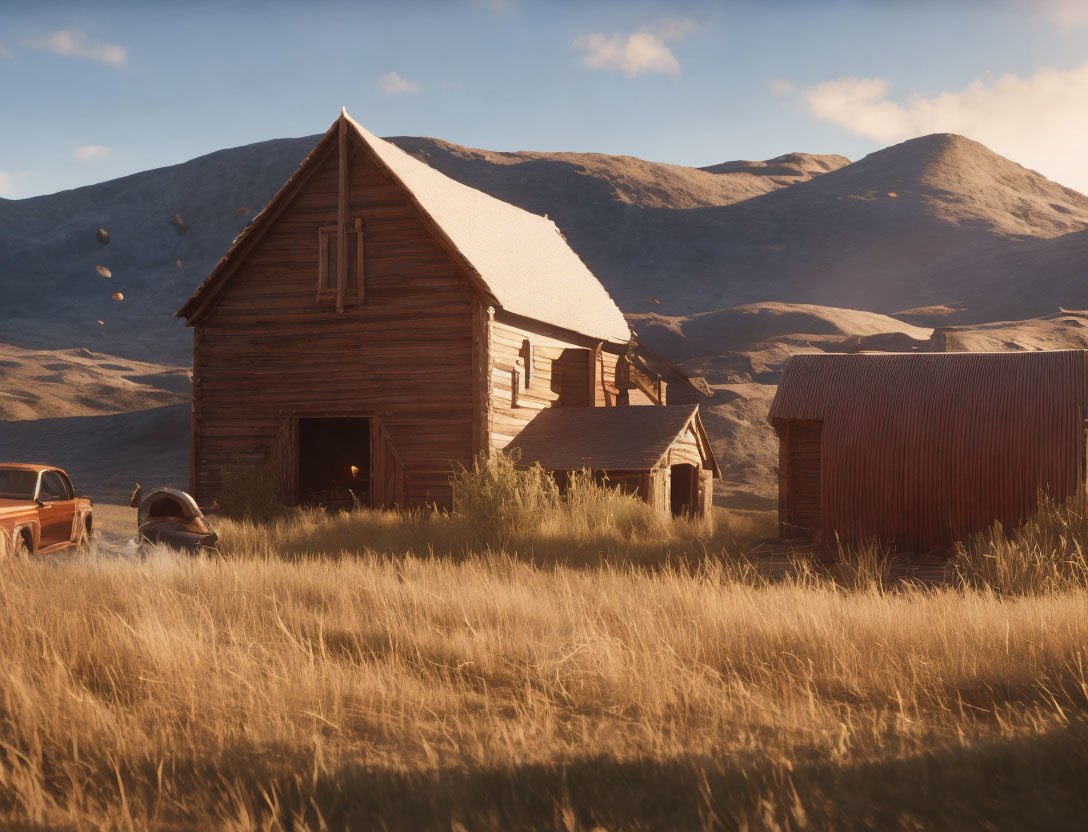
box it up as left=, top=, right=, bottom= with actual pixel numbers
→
left=175, top=259, right=182, bottom=269
left=96, top=228, right=110, bottom=245
left=234, top=206, right=250, bottom=217
left=96, top=265, right=112, bottom=278
left=111, top=292, right=124, bottom=302
left=170, top=214, right=189, bottom=235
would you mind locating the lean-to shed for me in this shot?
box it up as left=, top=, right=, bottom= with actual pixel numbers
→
left=176, top=109, right=718, bottom=518
left=507, top=405, right=720, bottom=519
left=769, top=350, right=1088, bottom=550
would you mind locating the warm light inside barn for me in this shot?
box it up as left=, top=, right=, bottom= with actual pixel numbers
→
left=350, top=465, right=360, bottom=480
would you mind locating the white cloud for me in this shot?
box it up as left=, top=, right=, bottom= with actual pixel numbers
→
left=0, top=171, right=12, bottom=197
left=768, top=78, right=794, bottom=96
left=0, top=44, right=12, bottom=59
left=30, top=30, right=126, bottom=68
left=1026, top=0, right=1088, bottom=30
left=574, top=17, right=697, bottom=79
left=803, top=62, right=1088, bottom=192
left=73, top=145, right=112, bottom=161
left=376, top=70, right=420, bottom=95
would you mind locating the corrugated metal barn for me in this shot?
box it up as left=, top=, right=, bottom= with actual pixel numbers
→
left=769, top=350, right=1088, bottom=550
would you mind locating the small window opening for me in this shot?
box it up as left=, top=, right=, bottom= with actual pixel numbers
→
left=318, top=219, right=365, bottom=301
left=520, top=339, right=533, bottom=389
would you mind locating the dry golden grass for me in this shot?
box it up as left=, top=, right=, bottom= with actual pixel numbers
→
left=0, top=545, right=1086, bottom=831
left=0, top=486, right=1083, bottom=829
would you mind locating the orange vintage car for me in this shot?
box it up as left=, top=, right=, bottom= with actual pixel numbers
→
left=0, top=464, right=93, bottom=558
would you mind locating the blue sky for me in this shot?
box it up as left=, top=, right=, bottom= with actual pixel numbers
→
left=4, top=0, right=1088, bottom=199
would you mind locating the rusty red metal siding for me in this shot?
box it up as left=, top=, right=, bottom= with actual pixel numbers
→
left=769, top=350, right=1088, bottom=549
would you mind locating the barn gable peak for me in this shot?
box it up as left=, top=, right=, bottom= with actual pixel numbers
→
left=178, top=109, right=631, bottom=345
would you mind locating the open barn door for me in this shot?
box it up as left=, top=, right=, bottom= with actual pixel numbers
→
left=370, top=418, right=405, bottom=509
left=265, top=416, right=299, bottom=505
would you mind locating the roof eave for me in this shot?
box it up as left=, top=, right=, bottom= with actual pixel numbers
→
left=177, top=121, right=342, bottom=323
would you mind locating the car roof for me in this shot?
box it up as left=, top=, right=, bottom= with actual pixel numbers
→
left=0, top=464, right=55, bottom=473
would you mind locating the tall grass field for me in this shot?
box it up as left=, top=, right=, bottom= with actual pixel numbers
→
left=0, top=460, right=1086, bottom=830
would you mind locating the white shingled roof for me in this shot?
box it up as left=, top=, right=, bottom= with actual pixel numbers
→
left=344, top=111, right=630, bottom=344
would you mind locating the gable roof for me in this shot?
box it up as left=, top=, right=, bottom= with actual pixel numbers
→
left=178, top=110, right=631, bottom=344
left=506, top=405, right=720, bottom=475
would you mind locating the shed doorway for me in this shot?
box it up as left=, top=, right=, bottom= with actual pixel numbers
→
left=298, top=417, right=371, bottom=509
left=670, top=463, right=698, bottom=517
left=783, top=421, right=822, bottom=538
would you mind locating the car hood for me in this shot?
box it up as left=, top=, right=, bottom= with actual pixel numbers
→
left=0, top=498, right=37, bottom=511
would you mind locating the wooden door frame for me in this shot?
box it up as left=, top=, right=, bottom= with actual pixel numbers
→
left=669, top=462, right=699, bottom=518
left=280, top=409, right=395, bottom=508
left=777, top=418, right=823, bottom=539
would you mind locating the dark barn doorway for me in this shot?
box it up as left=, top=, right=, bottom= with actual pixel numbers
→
left=670, top=463, right=697, bottom=517
left=298, top=417, right=371, bottom=509
left=783, top=421, right=822, bottom=538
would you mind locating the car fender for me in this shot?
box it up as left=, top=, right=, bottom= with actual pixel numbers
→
left=11, top=521, right=39, bottom=554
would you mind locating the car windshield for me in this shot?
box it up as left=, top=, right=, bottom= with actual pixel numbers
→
left=0, top=468, right=38, bottom=500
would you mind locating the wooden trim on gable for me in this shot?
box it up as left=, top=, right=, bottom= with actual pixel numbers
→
left=691, top=410, right=722, bottom=478
left=336, top=117, right=348, bottom=313
left=342, top=123, right=499, bottom=313
left=493, top=309, right=627, bottom=354
left=178, top=128, right=340, bottom=324
left=651, top=408, right=722, bottom=478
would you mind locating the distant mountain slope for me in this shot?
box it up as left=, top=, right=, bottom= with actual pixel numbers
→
left=0, top=344, right=187, bottom=421
left=7, top=129, right=1088, bottom=507
left=3, top=130, right=1087, bottom=365
left=391, top=139, right=849, bottom=211
left=0, top=134, right=848, bottom=363
left=399, top=132, right=1088, bottom=321
left=0, top=135, right=319, bottom=363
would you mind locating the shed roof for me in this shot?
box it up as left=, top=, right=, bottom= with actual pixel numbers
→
left=769, top=350, right=1088, bottom=548
left=770, top=350, right=1088, bottom=423
left=506, top=405, right=719, bottom=474
left=178, top=110, right=631, bottom=344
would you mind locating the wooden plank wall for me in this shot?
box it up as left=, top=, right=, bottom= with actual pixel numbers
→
left=489, top=319, right=621, bottom=451
left=194, top=137, right=475, bottom=508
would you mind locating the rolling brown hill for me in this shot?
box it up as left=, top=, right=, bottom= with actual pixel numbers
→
left=3, top=129, right=1088, bottom=505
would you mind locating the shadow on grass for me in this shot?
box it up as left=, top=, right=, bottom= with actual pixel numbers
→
left=28, top=718, right=1085, bottom=831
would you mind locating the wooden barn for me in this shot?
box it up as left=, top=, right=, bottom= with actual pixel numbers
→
left=177, top=109, right=718, bottom=519
left=769, top=350, right=1088, bottom=550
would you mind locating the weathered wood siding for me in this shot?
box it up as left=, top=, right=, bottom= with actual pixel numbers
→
left=489, top=318, right=621, bottom=451
left=667, top=425, right=703, bottom=468
left=193, top=138, right=476, bottom=508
